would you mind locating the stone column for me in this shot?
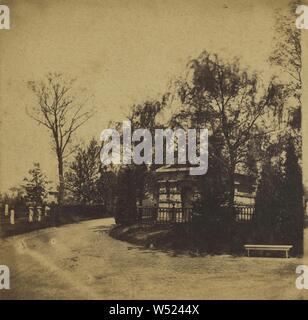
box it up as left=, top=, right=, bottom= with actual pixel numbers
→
left=28, top=207, right=34, bottom=223
left=37, top=206, right=42, bottom=222
left=4, top=204, right=9, bottom=216
left=44, top=205, right=50, bottom=216
left=10, top=209, right=15, bottom=225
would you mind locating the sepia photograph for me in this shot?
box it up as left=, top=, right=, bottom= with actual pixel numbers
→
left=0, top=0, right=308, bottom=302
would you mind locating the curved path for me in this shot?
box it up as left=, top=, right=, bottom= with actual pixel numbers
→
left=0, top=218, right=306, bottom=299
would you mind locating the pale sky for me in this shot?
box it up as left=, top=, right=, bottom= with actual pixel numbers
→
left=0, top=0, right=307, bottom=192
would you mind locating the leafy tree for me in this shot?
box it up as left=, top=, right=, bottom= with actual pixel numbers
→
left=112, top=98, right=166, bottom=223
left=192, top=135, right=230, bottom=252
left=127, top=99, right=168, bottom=204
left=115, top=166, right=139, bottom=224
left=65, top=139, right=101, bottom=204
left=254, top=157, right=284, bottom=244
left=23, top=163, right=49, bottom=206
left=194, top=134, right=229, bottom=214
left=270, top=2, right=301, bottom=131
left=277, top=139, right=303, bottom=255
left=171, top=51, right=283, bottom=208
left=126, top=99, right=166, bottom=133
left=96, top=165, right=118, bottom=213
left=254, top=139, right=303, bottom=255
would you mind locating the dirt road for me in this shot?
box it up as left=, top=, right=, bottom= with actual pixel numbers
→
left=0, top=218, right=307, bottom=299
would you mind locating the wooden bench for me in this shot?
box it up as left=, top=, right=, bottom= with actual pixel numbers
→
left=244, top=244, right=293, bottom=258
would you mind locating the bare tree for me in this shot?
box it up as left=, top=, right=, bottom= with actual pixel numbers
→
left=27, top=73, right=95, bottom=204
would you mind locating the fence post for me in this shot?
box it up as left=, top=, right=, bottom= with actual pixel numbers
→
left=153, top=204, right=158, bottom=223
left=28, top=206, right=34, bottom=223
left=4, top=204, right=9, bottom=216
left=37, top=206, right=42, bottom=222
left=172, top=203, right=176, bottom=223
left=10, top=209, right=15, bottom=225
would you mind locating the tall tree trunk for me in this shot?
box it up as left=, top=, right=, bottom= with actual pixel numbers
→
left=228, top=157, right=236, bottom=209
left=228, top=164, right=236, bottom=252
left=58, top=156, right=65, bottom=205
left=228, top=172, right=235, bottom=208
